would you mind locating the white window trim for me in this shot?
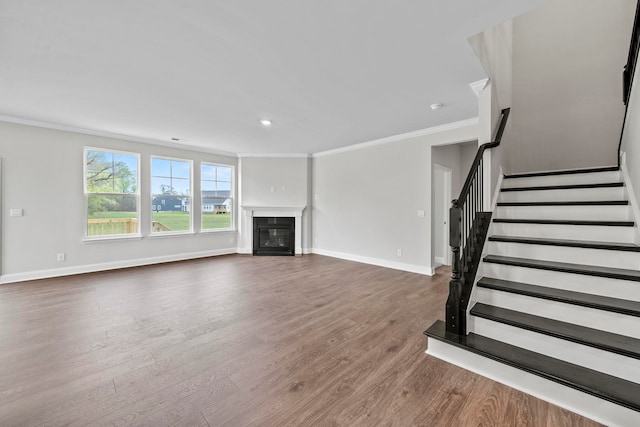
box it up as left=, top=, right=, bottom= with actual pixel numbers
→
left=83, top=147, right=141, bottom=240
left=200, top=161, right=236, bottom=232
left=150, top=155, right=194, bottom=235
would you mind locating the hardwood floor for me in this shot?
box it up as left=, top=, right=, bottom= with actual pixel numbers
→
left=0, top=254, right=601, bottom=426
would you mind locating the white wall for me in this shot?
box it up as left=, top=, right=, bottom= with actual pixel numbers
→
left=508, top=0, right=635, bottom=173
left=0, top=121, right=238, bottom=283
left=312, top=124, right=478, bottom=275
left=469, top=20, right=513, bottom=115
left=238, top=156, right=311, bottom=252
left=432, top=142, right=478, bottom=201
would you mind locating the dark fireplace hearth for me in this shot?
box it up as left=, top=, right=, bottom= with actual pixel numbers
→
left=253, top=217, right=295, bottom=256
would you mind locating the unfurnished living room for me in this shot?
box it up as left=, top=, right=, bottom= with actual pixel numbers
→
left=1, top=0, right=640, bottom=425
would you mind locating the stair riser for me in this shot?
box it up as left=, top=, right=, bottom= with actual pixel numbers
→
left=491, top=222, right=635, bottom=243
left=468, top=317, right=640, bottom=383
left=475, top=287, right=640, bottom=339
left=499, top=187, right=626, bottom=203
left=481, top=263, right=640, bottom=301
left=487, top=241, right=640, bottom=270
left=426, top=338, right=638, bottom=427
left=502, top=171, right=622, bottom=188
left=495, top=205, right=632, bottom=221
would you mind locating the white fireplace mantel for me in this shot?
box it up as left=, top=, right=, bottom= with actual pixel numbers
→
left=240, top=206, right=306, bottom=255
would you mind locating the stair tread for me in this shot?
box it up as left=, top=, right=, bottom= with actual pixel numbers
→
left=477, top=276, right=640, bottom=316
left=504, top=166, right=620, bottom=179
left=483, top=255, right=640, bottom=282
left=470, top=303, right=640, bottom=359
left=497, top=200, right=629, bottom=207
left=493, top=218, right=634, bottom=226
left=424, top=320, right=640, bottom=412
left=488, top=235, right=640, bottom=252
left=501, top=182, right=624, bottom=192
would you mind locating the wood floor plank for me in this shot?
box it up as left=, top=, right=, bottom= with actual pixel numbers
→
left=0, top=254, right=604, bottom=426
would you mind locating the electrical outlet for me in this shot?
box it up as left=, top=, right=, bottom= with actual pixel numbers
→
left=57, top=253, right=66, bottom=262
left=417, top=210, right=425, bottom=217
left=397, top=249, right=402, bottom=257
left=270, top=186, right=275, bottom=193
left=281, top=185, right=286, bottom=191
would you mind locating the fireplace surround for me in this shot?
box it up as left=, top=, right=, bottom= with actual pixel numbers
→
left=241, top=206, right=306, bottom=255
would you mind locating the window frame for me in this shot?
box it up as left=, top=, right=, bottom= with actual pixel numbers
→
left=150, top=155, right=194, bottom=236
left=200, top=162, right=235, bottom=232
left=83, top=147, right=141, bottom=241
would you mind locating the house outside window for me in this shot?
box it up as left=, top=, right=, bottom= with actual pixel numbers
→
left=201, top=163, right=234, bottom=230
left=84, top=148, right=140, bottom=238
left=151, top=156, right=192, bottom=233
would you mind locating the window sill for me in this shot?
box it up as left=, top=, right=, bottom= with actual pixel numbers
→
left=83, top=234, right=143, bottom=243
left=148, top=231, right=195, bottom=238
left=200, top=228, right=236, bottom=234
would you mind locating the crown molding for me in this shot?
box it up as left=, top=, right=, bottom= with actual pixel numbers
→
left=469, top=78, right=489, bottom=98
left=312, top=117, right=479, bottom=158
left=0, top=114, right=238, bottom=158
left=0, top=114, right=478, bottom=160
left=237, top=153, right=310, bottom=158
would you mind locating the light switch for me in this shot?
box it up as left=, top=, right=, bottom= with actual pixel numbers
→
left=10, top=209, right=23, bottom=217
left=417, top=210, right=425, bottom=217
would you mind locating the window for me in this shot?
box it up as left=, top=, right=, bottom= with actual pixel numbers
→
left=201, top=163, right=233, bottom=230
left=151, top=157, right=192, bottom=233
left=84, top=148, right=140, bottom=238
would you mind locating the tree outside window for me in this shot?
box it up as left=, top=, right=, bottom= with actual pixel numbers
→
left=85, top=148, right=140, bottom=237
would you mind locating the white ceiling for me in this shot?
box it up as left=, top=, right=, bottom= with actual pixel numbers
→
left=0, top=0, right=548, bottom=155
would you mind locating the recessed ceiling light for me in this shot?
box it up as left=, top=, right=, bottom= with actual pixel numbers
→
left=260, top=119, right=272, bottom=126
left=430, top=103, right=443, bottom=110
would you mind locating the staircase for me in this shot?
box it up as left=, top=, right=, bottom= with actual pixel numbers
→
left=425, top=166, right=640, bottom=426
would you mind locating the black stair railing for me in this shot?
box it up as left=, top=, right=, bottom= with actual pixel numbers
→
left=445, top=107, right=510, bottom=335
left=619, top=0, right=640, bottom=165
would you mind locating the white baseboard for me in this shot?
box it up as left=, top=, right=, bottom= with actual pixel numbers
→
left=0, top=248, right=238, bottom=285
left=312, top=248, right=434, bottom=275
left=1, top=246, right=434, bottom=284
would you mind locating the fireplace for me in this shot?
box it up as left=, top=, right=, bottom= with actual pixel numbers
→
left=241, top=206, right=305, bottom=255
left=253, top=217, right=295, bottom=256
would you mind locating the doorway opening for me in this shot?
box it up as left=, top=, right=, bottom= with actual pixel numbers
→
left=433, top=164, right=452, bottom=266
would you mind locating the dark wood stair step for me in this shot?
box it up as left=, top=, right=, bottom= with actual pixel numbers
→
left=501, top=182, right=624, bottom=192
left=497, top=200, right=629, bottom=207
left=504, top=166, right=620, bottom=179
left=424, top=320, right=640, bottom=412
left=492, top=218, right=634, bottom=226
left=470, top=303, right=640, bottom=359
left=483, top=255, right=640, bottom=282
left=477, top=277, right=640, bottom=317
left=488, top=235, right=640, bottom=252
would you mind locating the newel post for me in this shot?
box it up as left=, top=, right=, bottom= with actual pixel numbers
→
left=445, top=200, right=465, bottom=335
